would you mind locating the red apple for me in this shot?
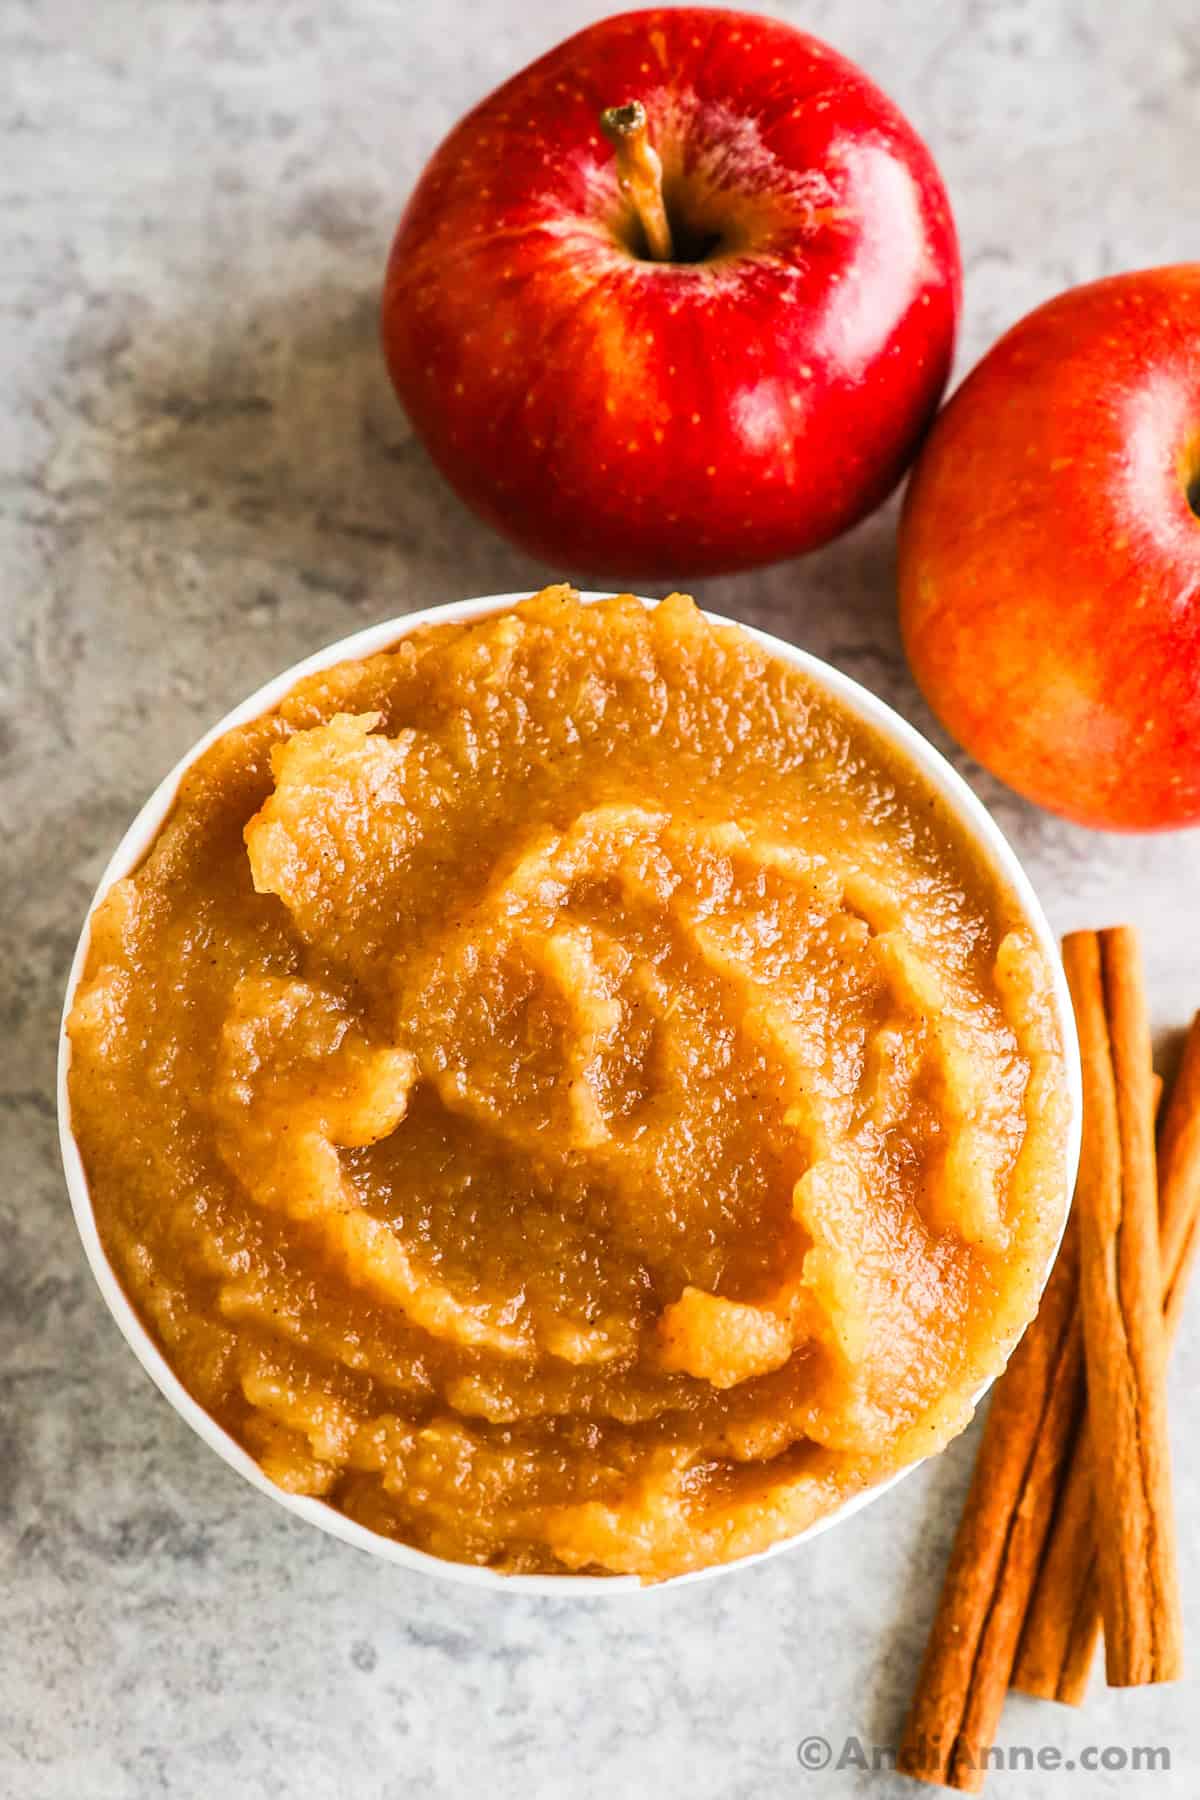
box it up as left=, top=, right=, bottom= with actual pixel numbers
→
left=381, top=7, right=960, bottom=579
left=899, top=266, right=1200, bottom=832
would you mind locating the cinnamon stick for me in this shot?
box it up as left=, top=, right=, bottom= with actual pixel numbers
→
left=1057, top=928, right=1182, bottom=1687
left=1013, top=1012, right=1200, bottom=1702
left=896, top=1220, right=1085, bottom=1790
left=1010, top=1426, right=1096, bottom=1704
left=1160, top=1011, right=1200, bottom=1340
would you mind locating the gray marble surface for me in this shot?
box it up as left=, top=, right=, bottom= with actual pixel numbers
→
left=3, top=1, right=1199, bottom=1795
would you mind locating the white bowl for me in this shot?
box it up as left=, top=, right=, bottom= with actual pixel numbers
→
left=58, top=593, right=1082, bottom=1595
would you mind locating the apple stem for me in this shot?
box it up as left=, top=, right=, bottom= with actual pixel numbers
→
left=600, top=101, right=674, bottom=262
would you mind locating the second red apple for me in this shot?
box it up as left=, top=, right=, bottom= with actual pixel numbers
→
left=900, top=265, right=1200, bottom=831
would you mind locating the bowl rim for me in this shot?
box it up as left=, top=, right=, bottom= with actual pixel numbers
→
left=57, top=590, right=1083, bottom=1596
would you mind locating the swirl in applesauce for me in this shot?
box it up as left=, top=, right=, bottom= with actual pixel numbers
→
left=67, top=591, right=1068, bottom=1578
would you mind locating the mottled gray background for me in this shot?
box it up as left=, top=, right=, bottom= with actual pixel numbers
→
left=3, top=1, right=1198, bottom=1795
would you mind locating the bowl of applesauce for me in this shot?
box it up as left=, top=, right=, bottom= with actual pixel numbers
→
left=59, top=590, right=1081, bottom=1592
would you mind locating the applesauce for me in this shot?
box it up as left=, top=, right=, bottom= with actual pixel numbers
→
left=67, top=590, right=1069, bottom=1579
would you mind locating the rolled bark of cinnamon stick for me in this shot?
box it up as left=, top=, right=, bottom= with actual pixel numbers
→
left=899, top=930, right=1186, bottom=1787
left=1057, top=928, right=1182, bottom=1688
left=1013, top=1011, right=1200, bottom=1702
left=896, top=1220, right=1085, bottom=1790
